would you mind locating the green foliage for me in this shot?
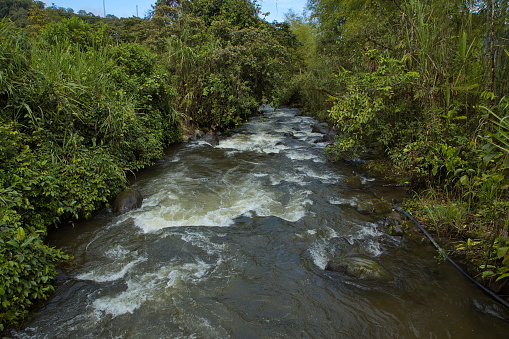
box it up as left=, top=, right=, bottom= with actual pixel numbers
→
left=164, top=6, right=298, bottom=131
left=0, top=0, right=44, bottom=27
left=0, top=220, right=69, bottom=331
left=484, top=97, right=509, bottom=157
left=0, top=124, right=73, bottom=330
left=182, top=0, right=261, bottom=28
left=327, top=50, right=420, bottom=156
left=39, top=16, right=111, bottom=47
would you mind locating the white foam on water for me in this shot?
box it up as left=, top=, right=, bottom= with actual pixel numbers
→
left=309, top=241, right=330, bottom=270
left=77, top=256, right=147, bottom=283
left=326, top=226, right=340, bottom=239
left=91, top=273, right=158, bottom=316
left=364, top=240, right=383, bottom=256
left=295, top=165, right=341, bottom=184
left=307, top=226, right=342, bottom=269
left=105, top=245, right=130, bottom=258
left=166, top=270, right=179, bottom=287
left=329, top=196, right=358, bottom=207
left=267, top=172, right=311, bottom=186
left=132, top=177, right=312, bottom=232
left=180, top=230, right=226, bottom=255
left=285, top=150, right=324, bottom=163
left=360, top=176, right=376, bottom=184
left=216, top=132, right=287, bottom=154
left=352, top=223, right=384, bottom=256
left=91, top=258, right=215, bottom=317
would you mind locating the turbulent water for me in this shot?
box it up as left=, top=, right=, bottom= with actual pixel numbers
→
left=14, top=108, right=509, bottom=338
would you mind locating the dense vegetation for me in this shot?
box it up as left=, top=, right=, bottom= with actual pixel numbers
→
left=0, top=0, right=297, bottom=330
left=283, top=1, right=509, bottom=295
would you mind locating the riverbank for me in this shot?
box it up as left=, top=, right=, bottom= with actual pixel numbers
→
left=359, top=158, right=509, bottom=306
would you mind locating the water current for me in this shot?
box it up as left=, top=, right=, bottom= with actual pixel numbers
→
left=14, top=108, right=509, bottom=338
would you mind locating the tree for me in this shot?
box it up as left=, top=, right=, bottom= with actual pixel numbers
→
left=0, top=0, right=44, bottom=27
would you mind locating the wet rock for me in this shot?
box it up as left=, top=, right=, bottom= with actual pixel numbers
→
left=201, top=132, right=219, bottom=146
left=189, top=130, right=205, bottom=141
left=345, top=175, right=363, bottom=189
left=473, top=298, right=509, bottom=322
left=357, top=198, right=393, bottom=215
left=311, top=122, right=332, bottom=134
left=259, top=104, right=274, bottom=112
left=329, top=237, right=367, bottom=258
left=314, top=133, right=336, bottom=143
left=389, top=225, right=405, bottom=236
left=325, top=255, right=393, bottom=281
left=322, top=134, right=335, bottom=142
left=378, top=213, right=406, bottom=236
left=112, top=188, right=143, bottom=213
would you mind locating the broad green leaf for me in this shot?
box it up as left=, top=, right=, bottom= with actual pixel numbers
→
left=496, top=246, right=509, bottom=259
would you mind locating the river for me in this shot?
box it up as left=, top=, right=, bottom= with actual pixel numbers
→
left=13, top=108, right=509, bottom=338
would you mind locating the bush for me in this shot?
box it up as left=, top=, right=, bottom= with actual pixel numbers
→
left=327, top=50, right=420, bottom=157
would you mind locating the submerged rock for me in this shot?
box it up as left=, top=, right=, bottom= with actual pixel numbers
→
left=345, top=175, right=363, bottom=189
left=112, top=188, right=143, bottom=213
left=357, top=198, right=393, bottom=215
left=325, top=255, right=393, bottom=281
left=473, top=298, right=509, bottom=322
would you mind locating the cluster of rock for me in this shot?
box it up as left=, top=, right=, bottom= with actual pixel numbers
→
left=312, top=122, right=337, bottom=143
left=324, top=211, right=406, bottom=283
left=182, top=130, right=221, bottom=146
left=325, top=171, right=409, bottom=283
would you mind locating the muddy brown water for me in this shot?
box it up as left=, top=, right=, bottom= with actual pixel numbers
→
left=13, top=108, right=509, bottom=338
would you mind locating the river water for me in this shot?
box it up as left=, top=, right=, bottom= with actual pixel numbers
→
left=14, top=108, right=509, bottom=338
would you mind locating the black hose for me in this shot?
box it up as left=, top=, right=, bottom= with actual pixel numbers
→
left=393, top=205, right=509, bottom=309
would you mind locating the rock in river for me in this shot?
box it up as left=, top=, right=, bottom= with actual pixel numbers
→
left=112, top=188, right=143, bottom=213
left=311, top=122, right=332, bottom=134
left=201, top=131, right=220, bottom=146
left=325, top=255, right=393, bottom=281
left=356, top=198, right=393, bottom=215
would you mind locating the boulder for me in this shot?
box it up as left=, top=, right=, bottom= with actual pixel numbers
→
left=389, top=225, right=405, bottom=236
left=314, top=133, right=336, bottom=143
left=325, top=256, right=393, bottom=281
left=201, top=132, right=220, bottom=146
left=311, top=122, right=332, bottom=134
left=189, top=130, right=205, bottom=141
left=377, top=213, right=406, bottom=236
left=112, top=188, right=143, bottom=213
left=345, top=175, right=363, bottom=189
left=357, top=198, right=393, bottom=215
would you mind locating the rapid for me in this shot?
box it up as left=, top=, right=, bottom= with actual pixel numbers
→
left=14, top=108, right=509, bottom=338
